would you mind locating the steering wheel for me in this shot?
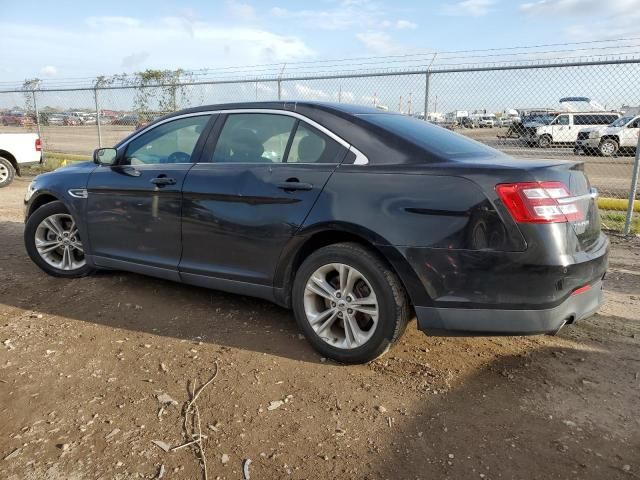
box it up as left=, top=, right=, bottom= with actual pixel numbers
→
left=167, top=151, right=191, bottom=163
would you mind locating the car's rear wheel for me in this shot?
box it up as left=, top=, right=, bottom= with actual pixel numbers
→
left=599, top=138, right=618, bottom=157
left=292, top=243, right=410, bottom=364
left=538, top=134, right=552, bottom=148
left=24, top=201, right=93, bottom=278
left=0, top=157, right=15, bottom=188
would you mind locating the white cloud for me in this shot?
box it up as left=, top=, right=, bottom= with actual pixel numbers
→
left=0, top=17, right=314, bottom=80
left=40, top=65, right=57, bottom=77
left=356, top=32, right=403, bottom=55
left=294, top=84, right=330, bottom=99
left=121, top=52, right=150, bottom=70
left=226, top=0, right=256, bottom=21
left=86, top=16, right=141, bottom=28
left=270, top=0, right=418, bottom=30
left=440, top=0, right=496, bottom=17
left=395, top=20, right=418, bottom=29
left=520, top=0, right=640, bottom=39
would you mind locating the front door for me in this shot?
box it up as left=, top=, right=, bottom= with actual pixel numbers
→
left=85, top=114, right=212, bottom=276
left=180, top=112, right=346, bottom=287
left=551, top=114, right=572, bottom=143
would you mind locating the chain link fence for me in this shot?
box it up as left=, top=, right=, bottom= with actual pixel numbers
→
left=1, top=58, right=638, bottom=232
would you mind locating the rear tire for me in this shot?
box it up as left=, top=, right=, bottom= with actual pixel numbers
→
left=0, top=157, right=15, bottom=188
left=292, top=242, right=410, bottom=364
left=598, top=138, right=618, bottom=157
left=24, top=201, right=94, bottom=278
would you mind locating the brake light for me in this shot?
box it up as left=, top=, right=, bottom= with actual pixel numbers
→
left=495, top=181, right=583, bottom=223
left=35, top=138, right=42, bottom=152
left=571, top=284, right=591, bottom=296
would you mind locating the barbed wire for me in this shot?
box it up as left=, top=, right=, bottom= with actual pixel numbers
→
left=2, top=37, right=640, bottom=91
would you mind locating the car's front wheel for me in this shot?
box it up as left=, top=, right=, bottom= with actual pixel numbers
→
left=599, top=138, right=619, bottom=157
left=292, top=243, right=410, bottom=364
left=24, top=201, right=93, bottom=278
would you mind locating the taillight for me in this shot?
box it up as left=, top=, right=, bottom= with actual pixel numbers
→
left=496, top=181, right=583, bottom=223
left=35, top=138, right=42, bottom=152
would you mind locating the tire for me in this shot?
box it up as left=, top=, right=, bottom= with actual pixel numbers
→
left=0, top=157, right=15, bottom=188
left=538, top=135, right=552, bottom=148
left=598, top=138, right=618, bottom=157
left=292, top=242, right=411, bottom=364
left=24, top=201, right=94, bottom=278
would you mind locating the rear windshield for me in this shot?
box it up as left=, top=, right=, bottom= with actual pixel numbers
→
left=359, top=113, right=498, bottom=158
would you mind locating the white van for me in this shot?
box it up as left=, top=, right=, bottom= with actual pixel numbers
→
left=525, top=112, right=621, bottom=148
left=575, top=115, right=640, bottom=156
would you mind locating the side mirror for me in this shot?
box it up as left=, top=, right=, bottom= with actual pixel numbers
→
left=93, top=148, right=117, bottom=166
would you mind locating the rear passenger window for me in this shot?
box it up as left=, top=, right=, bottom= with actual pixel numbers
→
left=212, top=113, right=296, bottom=163
left=286, top=123, right=342, bottom=164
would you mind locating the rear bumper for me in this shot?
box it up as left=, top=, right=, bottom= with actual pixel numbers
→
left=416, top=279, right=604, bottom=335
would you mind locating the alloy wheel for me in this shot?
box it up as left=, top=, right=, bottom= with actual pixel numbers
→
left=303, top=263, right=379, bottom=350
left=600, top=141, right=616, bottom=156
left=34, top=213, right=86, bottom=271
left=0, top=163, right=9, bottom=183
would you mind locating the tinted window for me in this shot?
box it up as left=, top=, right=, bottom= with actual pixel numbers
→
left=574, top=114, right=619, bottom=125
left=286, top=123, right=342, bottom=163
left=630, top=118, right=640, bottom=129
left=212, top=114, right=296, bottom=163
left=124, top=115, right=210, bottom=165
left=359, top=114, right=497, bottom=158
left=554, top=115, right=570, bottom=125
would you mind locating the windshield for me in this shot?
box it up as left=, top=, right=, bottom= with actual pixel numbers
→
left=610, top=116, right=634, bottom=127
left=359, top=113, right=499, bottom=158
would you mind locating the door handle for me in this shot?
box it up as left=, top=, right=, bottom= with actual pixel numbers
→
left=277, top=180, right=313, bottom=191
left=151, top=176, right=176, bottom=186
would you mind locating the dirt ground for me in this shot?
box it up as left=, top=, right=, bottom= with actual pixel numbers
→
left=0, top=177, right=638, bottom=480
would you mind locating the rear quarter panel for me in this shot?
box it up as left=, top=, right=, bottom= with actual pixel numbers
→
left=0, top=133, right=40, bottom=164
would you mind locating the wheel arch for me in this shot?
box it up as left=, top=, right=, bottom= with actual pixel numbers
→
left=0, top=150, right=19, bottom=176
left=274, top=222, right=427, bottom=310
left=600, top=134, right=620, bottom=143
left=27, top=191, right=62, bottom=219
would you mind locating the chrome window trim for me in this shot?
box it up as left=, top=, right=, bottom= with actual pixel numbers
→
left=116, top=109, right=369, bottom=166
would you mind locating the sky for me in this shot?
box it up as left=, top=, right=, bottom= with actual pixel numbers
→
left=1, top=0, right=640, bottom=83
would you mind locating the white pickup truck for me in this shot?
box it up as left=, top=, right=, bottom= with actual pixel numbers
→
left=574, top=115, right=640, bottom=156
left=0, top=133, right=42, bottom=187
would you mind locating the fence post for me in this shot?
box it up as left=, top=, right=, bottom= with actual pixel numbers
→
left=93, top=88, right=102, bottom=148
left=277, top=79, right=282, bottom=100
left=423, top=72, right=430, bottom=121
left=623, top=132, right=640, bottom=234
left=32, top=90, right=44, bottom=156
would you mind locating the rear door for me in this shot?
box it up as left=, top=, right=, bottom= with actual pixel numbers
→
left=86, top=114, right=212, bottom=276
left=180, top=112, right=347, bottom=286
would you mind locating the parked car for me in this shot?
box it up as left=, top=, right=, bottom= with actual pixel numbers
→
left=46, top=114, right=66, bottom=126
left=478, top=115, right=496, bottom=128
left=112, top=115, right=139, bottom=126
left=23, top=102, right=608, bottom=363
left=574, top=115, right=640, bottom=156
left=0, top=133, right=42, bottom=187
left=2, top=111, right=35, bottom=127
left=497, top=117, right=513, bottom=128
left=524, top=112, right=621, bottom=148
left=63, top=114, right=85, bottom=126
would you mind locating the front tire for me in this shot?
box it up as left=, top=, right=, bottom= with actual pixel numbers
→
left=0, top=157, right=15, bottom=188
left=292, top=243, right=410, bottom=364
left=599, top=138, right=618, bottom=157
left=24, top=201, right=93, bottom=278
left=538, top=134, right=552, bottom=148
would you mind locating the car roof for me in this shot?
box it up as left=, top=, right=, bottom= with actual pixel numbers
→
left=169, top=101, right=386, bottom=118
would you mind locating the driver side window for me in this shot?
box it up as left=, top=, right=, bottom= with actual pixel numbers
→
left=124, top=115, right=210, bottom=165
left=553, top=115, right=569, bottom=126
